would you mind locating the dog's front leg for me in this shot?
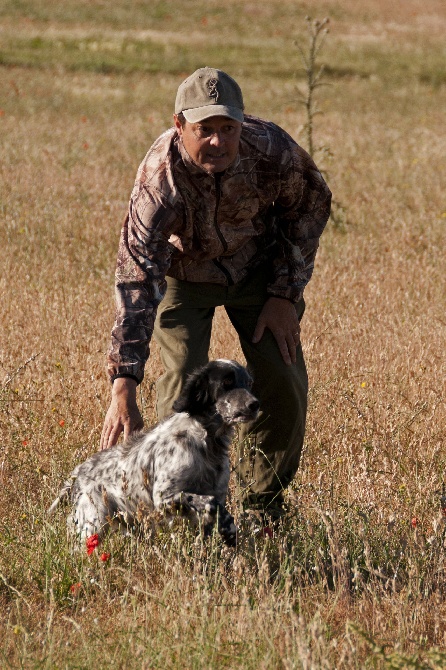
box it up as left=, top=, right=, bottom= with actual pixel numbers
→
left=216, top=503, right=237, bottom=547
left=157, top=492, right=219, bottom=537
left=158, top=493, right=237, bottom=545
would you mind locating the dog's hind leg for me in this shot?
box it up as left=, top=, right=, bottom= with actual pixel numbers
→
left=48, top=468, right=80, bottom=515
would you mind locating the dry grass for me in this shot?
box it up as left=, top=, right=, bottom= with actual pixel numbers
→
left=1, top=0, right=446, bottom=667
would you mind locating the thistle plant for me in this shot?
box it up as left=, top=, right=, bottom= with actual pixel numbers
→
left=295, top=16, right=330, bottom=160
left=295, top=16, right=348, bottom=228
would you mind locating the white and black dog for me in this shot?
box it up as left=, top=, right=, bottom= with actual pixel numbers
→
left=49, top=360, right=259, bottom=547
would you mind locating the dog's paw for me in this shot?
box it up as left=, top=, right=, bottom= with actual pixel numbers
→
left=217, top=505, right=237, bottom=547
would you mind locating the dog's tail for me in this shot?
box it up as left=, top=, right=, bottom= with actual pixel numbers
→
left=47, top=470, right=79, bottom=516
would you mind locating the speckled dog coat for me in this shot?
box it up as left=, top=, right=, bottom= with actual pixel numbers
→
left=49, top=360, right=259, bottom=547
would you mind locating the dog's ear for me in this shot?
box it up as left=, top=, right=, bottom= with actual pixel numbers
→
left=172, top=367, right=212, bottom=415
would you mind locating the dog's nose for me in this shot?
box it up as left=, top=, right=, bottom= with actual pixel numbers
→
left=248, top=400, right=260, bottom=413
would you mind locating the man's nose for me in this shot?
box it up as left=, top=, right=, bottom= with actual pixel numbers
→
left=209, top=131, right=225, bottom=146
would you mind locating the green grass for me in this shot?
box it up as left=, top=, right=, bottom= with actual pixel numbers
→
left=0, top=0, right=309, bottom=32
left=2, top=490, right=446, bottom=667
left=1, top=32, right=445, bottom=87
left=1, top=0, right=445, bottom=86
left=0, top=35, right=295, bottom=77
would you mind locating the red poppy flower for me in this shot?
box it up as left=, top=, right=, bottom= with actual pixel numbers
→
left=100, top=552, right=111, bottom=562
left=86, top=533, right=100, bottom=555
left=70, top=582, right=82, bottom=594
left=411, top=517, right=418, bottom=528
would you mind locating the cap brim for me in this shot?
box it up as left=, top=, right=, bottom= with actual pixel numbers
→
left=182, top=105, right=244, bottom=124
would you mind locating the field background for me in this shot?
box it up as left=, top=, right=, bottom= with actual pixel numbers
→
left=1, top=0, right=446, bottom=667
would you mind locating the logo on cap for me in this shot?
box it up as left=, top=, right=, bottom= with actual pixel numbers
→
left=207, top=78, right=219, bottom=102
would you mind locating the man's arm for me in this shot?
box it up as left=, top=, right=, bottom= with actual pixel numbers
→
left=255, top=142, right=331, bottom=364
left=107, top=206, right=175, bottom=385
left=267, top=143, right=332, bottom=304
left=103, top=192, right=178, bottom=448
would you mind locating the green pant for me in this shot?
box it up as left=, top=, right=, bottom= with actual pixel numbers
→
left=153, top=265, right=308, bottom=513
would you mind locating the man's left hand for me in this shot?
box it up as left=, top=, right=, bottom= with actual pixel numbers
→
left=252, top=297, right=301, bottom=365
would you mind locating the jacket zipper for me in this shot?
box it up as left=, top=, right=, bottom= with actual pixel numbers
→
left=212, top=174, right=234, bottom=285
left=213, top=174, right=228, bottom=253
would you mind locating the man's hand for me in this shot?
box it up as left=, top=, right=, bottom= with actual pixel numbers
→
left=252, top=297, right=301, bottom=365
left=100, top=377, right=144, bottom=450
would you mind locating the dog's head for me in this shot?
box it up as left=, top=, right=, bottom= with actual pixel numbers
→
left=172, top=359, right=259, bottom=424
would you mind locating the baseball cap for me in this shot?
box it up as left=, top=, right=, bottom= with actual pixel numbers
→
left=175, top=67, right=244, bottom=123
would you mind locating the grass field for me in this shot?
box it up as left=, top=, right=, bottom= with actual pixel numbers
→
left=1, top=0, right=446, bottom=667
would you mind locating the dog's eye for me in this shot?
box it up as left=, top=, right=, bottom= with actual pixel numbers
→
left=223, top=376, right=234, bottom=388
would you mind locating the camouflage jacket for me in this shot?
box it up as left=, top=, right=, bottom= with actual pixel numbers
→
left=107, top=115, right=331, bottom=383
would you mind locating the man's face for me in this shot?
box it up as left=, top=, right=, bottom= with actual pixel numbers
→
left=174, top=114, right=242, bottom=173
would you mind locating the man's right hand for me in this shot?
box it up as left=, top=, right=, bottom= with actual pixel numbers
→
left=100, top=377, right=144, bottom=450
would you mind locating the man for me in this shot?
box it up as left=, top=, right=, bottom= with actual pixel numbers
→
left=101, top=67, right=331, bottom=522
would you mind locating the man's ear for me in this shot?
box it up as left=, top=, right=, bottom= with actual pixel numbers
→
left=173, top=114, right=183, bottom=135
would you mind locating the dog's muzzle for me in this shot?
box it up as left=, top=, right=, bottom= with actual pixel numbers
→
left=216, top=389, right=260, bottom=424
